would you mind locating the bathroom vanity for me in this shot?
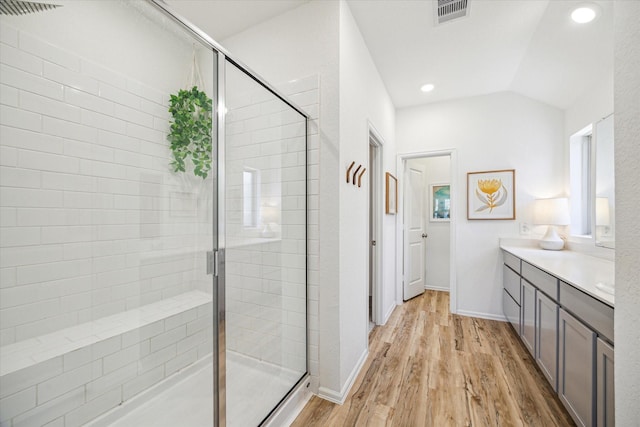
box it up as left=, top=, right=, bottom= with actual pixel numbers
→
left=501, top=244, right=614, bottom=427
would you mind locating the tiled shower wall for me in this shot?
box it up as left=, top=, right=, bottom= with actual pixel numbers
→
left=225, top=74, right=318, bottom=374
left=0, top=23, right=214, bottom=346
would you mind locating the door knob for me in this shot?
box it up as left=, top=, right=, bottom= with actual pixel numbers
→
left=371, top=240, right=376, bottom=246
left=421, top=233, right=428, bottom=239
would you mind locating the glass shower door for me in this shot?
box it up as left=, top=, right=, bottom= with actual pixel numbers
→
left=222, top=59, right=307, bottom=426
left=0, top=2, right=218, bottom=425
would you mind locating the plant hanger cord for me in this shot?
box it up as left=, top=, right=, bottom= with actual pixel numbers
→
left=186, top=45, right=205, bottom=90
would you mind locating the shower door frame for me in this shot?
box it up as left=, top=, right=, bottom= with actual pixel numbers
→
left=147, top=2, right=310, bottom=426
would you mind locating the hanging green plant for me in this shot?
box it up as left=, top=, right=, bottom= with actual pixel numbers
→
left=167, top=86, right=213, bottom=179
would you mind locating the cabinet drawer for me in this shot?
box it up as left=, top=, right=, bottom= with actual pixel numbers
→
left=560, top=281, right=614, bottom=343
left=503, top=264, right=521, bottom=304
left=503, top=251, right=521, bottom=274
left=503, top=289, right=520, bottom=334
left=522, top=261, right=558, bottom=301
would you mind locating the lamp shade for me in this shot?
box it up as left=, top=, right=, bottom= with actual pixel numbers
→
left=533, top=198, right=570, bottom=226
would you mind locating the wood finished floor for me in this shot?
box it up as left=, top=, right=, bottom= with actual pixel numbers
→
left=292, top=290, right=575, bottom=427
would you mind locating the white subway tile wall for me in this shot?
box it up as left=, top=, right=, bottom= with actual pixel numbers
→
left=0, top=21, right=215, bottom=425
left=0, top=24, right=213, bottom=342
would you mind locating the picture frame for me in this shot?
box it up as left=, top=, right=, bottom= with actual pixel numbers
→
left=385, top=172, right=397, bottom=215
left=430, top=183, right=450, bottom=222
left=467, top=169, right=515, bottom=220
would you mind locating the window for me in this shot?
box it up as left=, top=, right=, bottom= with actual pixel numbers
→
left=569, top=125, right=593, bottom=236
left=242, top=168, right=259, bottom=228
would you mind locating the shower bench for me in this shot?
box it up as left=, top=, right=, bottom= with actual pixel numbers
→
left=0, top=290, right=213, bottom=426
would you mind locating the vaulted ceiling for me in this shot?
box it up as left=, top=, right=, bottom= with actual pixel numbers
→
left=166, top=0, right=614, bottom=110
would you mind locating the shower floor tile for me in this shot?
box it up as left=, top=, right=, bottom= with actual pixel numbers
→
left=106, top=352, right=302, bottom=427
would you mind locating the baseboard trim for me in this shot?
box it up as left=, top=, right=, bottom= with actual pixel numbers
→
left=317, top=348, right=369, bottom=405
left=382, top=303, right=396, bottom=325
left=425, top=285, right=450, bottom=292
left=456, top=309, right=508, bottom=322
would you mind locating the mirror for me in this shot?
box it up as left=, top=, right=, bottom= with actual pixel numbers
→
left=594, top=114, right=615, bottom=249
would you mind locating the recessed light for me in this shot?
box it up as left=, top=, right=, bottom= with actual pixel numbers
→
left=420, top=84, right=435, bottom=93
left=571, top=5, right=598, bottom=23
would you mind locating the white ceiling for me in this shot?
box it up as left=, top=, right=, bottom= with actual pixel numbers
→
left=348, top=0, right=614, bottom=109
left=166, top=0, right=614, bottom=111
left=165, top=0, right=310, bottom=41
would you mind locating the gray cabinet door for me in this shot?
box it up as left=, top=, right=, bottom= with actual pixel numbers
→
left=503, top=289, right=520, bottom=334
left=597, top=338, right=615, bottom=427
left=521, top=279, right=536, bottom=356
left=559, top=308, right=596, bottom=427
left=536, top=290, right=558, bottom=391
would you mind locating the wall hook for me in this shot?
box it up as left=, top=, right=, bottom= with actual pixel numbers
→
left=346, top=161, right=366, bottom=188
left=352, top=165, right=362, bottom=185
left=346, top=161, right=355, bottom=183
left=357, top=167, right=366, bottom=187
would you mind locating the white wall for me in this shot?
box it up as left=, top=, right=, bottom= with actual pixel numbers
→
left=409, top=157, right=451, bottom=290
left=337, top=1, right=396, bottom=391
left=222, top=0, right=397, bottom=401
left=565, top=69, right=614, bottom=140
left=614, top=1, right=640, bottom=424
left=564, top=68, right=613, bottom=213
left=396, top=92, right=565, bottom=318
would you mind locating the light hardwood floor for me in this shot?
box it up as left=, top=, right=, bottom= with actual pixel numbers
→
left=292, top=290, right=575, bottom=426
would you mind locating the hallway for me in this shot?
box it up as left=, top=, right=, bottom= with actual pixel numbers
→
left=293, top=290, right=575, bottom=426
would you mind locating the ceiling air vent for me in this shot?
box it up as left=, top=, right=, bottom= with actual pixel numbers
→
left=435, top=0, right=469, bottom=25
left=0, top=0, right=61, bottom=15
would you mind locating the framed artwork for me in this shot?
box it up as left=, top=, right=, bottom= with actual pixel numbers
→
left=467, top=169, right=515, bottom=220
left=385, top=172, right=397, bottom=215
left=430, top=183, right=450, bottom=222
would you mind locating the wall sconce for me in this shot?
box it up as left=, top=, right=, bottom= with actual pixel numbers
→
left=533, top=197, right=570, bottom=250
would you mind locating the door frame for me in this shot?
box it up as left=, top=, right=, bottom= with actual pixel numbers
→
left=368, top=123, right=384, bottom=326
left=395, top=149, right=458, bottom=314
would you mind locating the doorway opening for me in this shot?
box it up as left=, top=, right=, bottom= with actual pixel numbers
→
left=396, top=150, right=458, bottom=313
left=368, top=127, right=383, bottom=333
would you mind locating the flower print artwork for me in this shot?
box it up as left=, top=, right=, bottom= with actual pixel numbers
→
left=467, top=170, right=515, bottom=220
left=475, top=178, right=507, bottom=213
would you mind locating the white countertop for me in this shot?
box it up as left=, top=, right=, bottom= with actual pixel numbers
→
left=501, top=244, right=615, bottom=307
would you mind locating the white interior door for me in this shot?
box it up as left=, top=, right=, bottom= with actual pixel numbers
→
left=404, top=163, right=426, bottom=300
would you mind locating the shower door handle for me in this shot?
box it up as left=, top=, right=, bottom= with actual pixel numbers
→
left=206, top=250, right=219, bottom=276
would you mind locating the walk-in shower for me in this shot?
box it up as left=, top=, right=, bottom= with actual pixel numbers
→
left=0, top=1, right=309, bottom=425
